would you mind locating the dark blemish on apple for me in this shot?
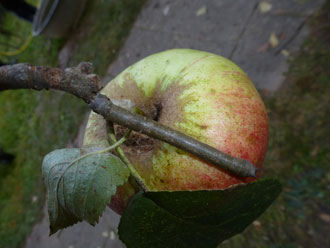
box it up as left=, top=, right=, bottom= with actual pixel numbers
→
left=153, top=103, right=163, bottom=121
left=104, top=70, right=205, bottom=185
left=195, top=123, right=209, bottom=130
left=247, top=134, right=257, bottom=145
left=114, top=125, right=154, bottom=153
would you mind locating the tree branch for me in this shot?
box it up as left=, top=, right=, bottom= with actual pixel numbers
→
left=0, top=63, right=257, bottom=178
left=0, top=62, right=101, bottom=102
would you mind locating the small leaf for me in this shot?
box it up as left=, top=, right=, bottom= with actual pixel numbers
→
left=269, top=32, right=279, bottom=48
left=281, top=49, right=290, bottom=57
left=42, top=148, right=81, bottom=234
left=42, top=147, right=129, bottom=234
left=196, top=6, right=207, bottom=16
left=163, top=6, right=170, bottom=16
left=319, top=213, right=330, bottom=224
left=259, top=1, right=272, bottom=13
left=118, top=179, right=281, bottom=248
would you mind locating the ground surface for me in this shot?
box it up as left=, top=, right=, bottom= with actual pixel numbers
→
left=24, top=0, right=329, bottom=248
left=105, top=0, right=323, bottom=92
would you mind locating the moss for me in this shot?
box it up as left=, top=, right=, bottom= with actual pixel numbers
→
left=221, top=1, right=330, bottom=247
left=0, top=90, right=87, bottom=248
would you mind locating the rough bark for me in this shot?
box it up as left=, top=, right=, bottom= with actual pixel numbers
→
left=0, top=62, right=101, bottom=101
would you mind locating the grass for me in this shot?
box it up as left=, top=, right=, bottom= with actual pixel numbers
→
left=0, top=91, right=86, bottom=248
left=221, top=1, right=330, bottom=247
left=0, top=0, right=146, bottom=247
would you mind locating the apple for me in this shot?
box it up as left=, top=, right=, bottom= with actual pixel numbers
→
left=83, top=49, right=269, bottom=215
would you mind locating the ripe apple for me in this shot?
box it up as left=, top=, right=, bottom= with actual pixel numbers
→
left=83, top=49, right=269, bottom=215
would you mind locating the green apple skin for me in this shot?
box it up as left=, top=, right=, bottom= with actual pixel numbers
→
left=83, top=49, right=269, bottom=215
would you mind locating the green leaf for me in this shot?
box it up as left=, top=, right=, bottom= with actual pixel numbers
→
left=118, top=178, right=281, bottom=248
left=42, top=147, right=130, bottom=235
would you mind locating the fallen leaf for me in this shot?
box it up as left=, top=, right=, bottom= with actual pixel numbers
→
left=269, top=32, right=279, bottom=48
left=253, top=220, right=262, bottom=230
left=31, top=196, right=38, bottom=203
left=281, top=49, right=290, bottom=57
left=110, top=230, right=116, bottom=240
left=196, top=6, right=207, bottom=16
left=310, top=145, right=319, bottom=156
left=319, top=213, right=330, bottom=223
left=102, top=231, right=109, bottom=238
left=259, top=1, right=272, bottom=13
left=163, top=5, right=170, bottom=16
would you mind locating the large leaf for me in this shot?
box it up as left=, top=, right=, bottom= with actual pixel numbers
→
left=42, top=147, right=130, bottom=234
left=118, top=178, right=281, bottom=248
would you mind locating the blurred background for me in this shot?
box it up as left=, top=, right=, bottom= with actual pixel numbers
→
left=0, top=0, right=329, bottom=247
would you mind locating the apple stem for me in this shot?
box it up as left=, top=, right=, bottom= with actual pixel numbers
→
left=106, top=121, right=150, bottom=192
left=70, top=129, right=131, bottom=167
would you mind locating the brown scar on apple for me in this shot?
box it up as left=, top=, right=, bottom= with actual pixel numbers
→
left=106, top=72, right=192, bottom=138
left=102, top=72, right=195, bottom=185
